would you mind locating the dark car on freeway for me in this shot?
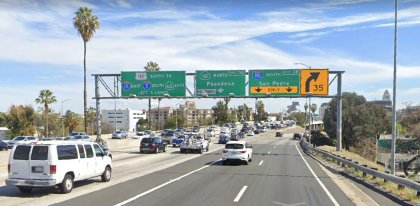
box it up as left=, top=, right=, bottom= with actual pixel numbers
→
left=293, top=133, right=302, bottom=140
left=218, top=133, right=230, bottom=144
left=140, top=137, right=167, bottom=154
left=0, top=140, right=8, bottom=151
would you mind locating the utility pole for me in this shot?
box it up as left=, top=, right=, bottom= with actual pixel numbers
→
left=391, top=0, right=398, bottom=175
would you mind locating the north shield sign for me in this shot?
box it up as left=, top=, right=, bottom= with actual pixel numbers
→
left=121, top=71, right=186, bottom=97
left=249, top=69, right=300, bottom=96
left=195, top=70, right=246, bottom=97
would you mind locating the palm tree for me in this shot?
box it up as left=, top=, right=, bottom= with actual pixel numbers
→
left=73, top=7, right=100, bottom=133
left=144, top=61, right=160, bottom=130
left=64, top=111, right=82, bottom=134
left=35, top=89, right=57, bottom=138
left=86, top=107, right=96, bottom=135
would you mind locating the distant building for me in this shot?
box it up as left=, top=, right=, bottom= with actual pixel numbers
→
left=369, top=89, right=392, bottom=110
left=319, top=103, right=329, bottom=121
left=101, top=109, right=147, bottom=132
left=175, top=101, right=212, bottom=127
left=150, top=107, right=174, bottom=130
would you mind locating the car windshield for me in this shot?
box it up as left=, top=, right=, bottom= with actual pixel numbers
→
left=13, top=136, right=26, bottom=141
left=115, top=131, right=122, bottom=134
left=225, top=144, right=244, bottom=149
left=141, top=138, right=154, bottom=143
left=70, top=132, right=79, bottom=136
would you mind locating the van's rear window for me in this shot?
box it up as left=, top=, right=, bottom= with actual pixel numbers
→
left=13, top=145, right=31, bottom=160
left=31, top=146, right=48, bottom=160
left=57, top=145, right=78, bottom=160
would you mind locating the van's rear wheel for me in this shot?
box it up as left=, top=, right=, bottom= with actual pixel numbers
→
left=60, top=174, right=74, bottom=193
left=17, top=186, right=32, bottom=193
left=101, top=166, right=111, bottom=182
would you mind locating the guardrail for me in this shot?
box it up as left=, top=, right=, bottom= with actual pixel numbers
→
left=300, top=141, right=420, bottom=197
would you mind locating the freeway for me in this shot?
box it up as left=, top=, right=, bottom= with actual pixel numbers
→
left=56, top=131, right=353, bottom=206
left=0, top=128, right=403, bottom=206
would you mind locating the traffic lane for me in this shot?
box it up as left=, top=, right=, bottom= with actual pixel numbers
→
left=116, top=141, right=279, bottom=206
left=52, top=150, right=228, bottom=206
left=234, top=138, right=351, bottom=206
left=54, top=136, right=277, bottom=206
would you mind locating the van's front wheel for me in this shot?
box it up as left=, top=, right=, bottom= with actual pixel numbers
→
left=60, top=174, right=74, bottom=194
left=17, top=186, right=32, bottom=193
left=102, top=166, right=111, bottom=182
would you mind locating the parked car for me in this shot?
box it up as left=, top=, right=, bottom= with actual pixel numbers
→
left=293, top=133, right=302, bottom=140
left=180, top=134, right=209, bottom=154
left=222, top=141, right=253, bottom=165
left=247, top=130, right=254, bottom=136
left=7, top=136, right=38, bottom=149
left=0, top=140, right=8, bottom=151
left=140, top=137, right=166, bottom=153
left=68, top=132, right=87, bottom=136
left=6, top=141, right=112, bottom=194
left=218, top=133, right=230, bottom=144
left=112, top=131, right=128, bottom=139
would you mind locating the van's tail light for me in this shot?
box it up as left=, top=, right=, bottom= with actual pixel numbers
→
left=223, top=150, right=228, bottom=153
left=50, top=165, right=56, bottom=174
left=8, top=164, right=10, bottom=173
left=240, top=151, right=246, bottom=153
left=152, top=144, right=157, bottom=147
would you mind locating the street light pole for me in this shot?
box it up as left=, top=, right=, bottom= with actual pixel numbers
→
left=294, top=62, right=312, bottom=69
left=61, top=99, right=70, bottom=137
left=391, top=0, right=398, bottom=175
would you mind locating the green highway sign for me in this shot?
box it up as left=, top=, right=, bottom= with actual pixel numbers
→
left=121, top=71, right=186, bottom=97
left=195, top=70, right=246, bottom=97
left=248, top=69, right=300, bottom=96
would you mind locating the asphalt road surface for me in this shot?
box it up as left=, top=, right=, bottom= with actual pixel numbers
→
left=55, top=131, right=354, bottom=206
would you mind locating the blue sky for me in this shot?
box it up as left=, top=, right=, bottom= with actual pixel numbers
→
left=0, top=0, right=419, bottom=114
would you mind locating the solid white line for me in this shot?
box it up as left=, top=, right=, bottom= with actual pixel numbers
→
left=114, top=159, right=220, bottom=206
left=295, top=143, right=340, bottom=206
left=233, top=186, right=248, bottom=202
left=259, top=160, right=264, bottom=166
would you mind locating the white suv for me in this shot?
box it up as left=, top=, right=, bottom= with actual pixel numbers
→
left=6, top=141, right=112, bottom=193
left=222, top=141, right=253, bottom=165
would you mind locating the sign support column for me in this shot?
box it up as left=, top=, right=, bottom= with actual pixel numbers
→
left=95, top=75, right=102, bottom=142
left=336, top=73, right=342, bottom=152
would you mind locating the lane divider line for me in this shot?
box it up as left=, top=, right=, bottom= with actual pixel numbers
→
left=114, top=159, right=221, bottom=206
left=233, top=186, right=248, bottom=202
left=259, top=160, right=264, bottom=166
left=295, top=143, right=340, bottom=206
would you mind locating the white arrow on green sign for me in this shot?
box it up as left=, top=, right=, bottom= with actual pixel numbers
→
left=195, top=70, right=246, bottom=97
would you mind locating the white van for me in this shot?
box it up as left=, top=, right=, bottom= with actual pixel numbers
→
left=5, top=141, right=112, bottom=193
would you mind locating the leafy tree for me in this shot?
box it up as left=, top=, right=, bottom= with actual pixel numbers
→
left=237, top=104, right=252, bottom=122
left=144, top=61, right=160, bottom=130
left=323, top=92, right=391, bottom=152
left=73, top=7, right=100, bottom=133
left=35, top=89, right=57, bottom=137
left=254, top=100, right=267, bottom=122
left=289, top=112, right=306, bottom=127
left=164, top=116, right=186, bottom=129
left=228, top=108, right=238, bottom=123
left=0, top=112, right=7, bottom=127
left=64, top=110, right=82, bottom=134
left=6, top=105, right=36, bottom=137
left=212, top=100, right=228, bottom=125
left=86, top=107, right=96, bottom=135
left=136, top=118, right=149, bottom=131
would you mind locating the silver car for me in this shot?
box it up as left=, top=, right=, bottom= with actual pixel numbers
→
left=7, top=136, right=38, bottom=149
left=112, top=131, right=128, bottom=139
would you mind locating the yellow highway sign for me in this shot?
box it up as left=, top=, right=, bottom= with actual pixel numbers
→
left=250, top=86, right=298, bottom=94
left=300, top=69, right=329, bottom=95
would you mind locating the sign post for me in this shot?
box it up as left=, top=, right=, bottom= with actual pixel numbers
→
left=248, top=69, right=300, bottom=96
left=195, top=70, right=246, bottom=97
left=121, top=71, right=186, bottom=97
